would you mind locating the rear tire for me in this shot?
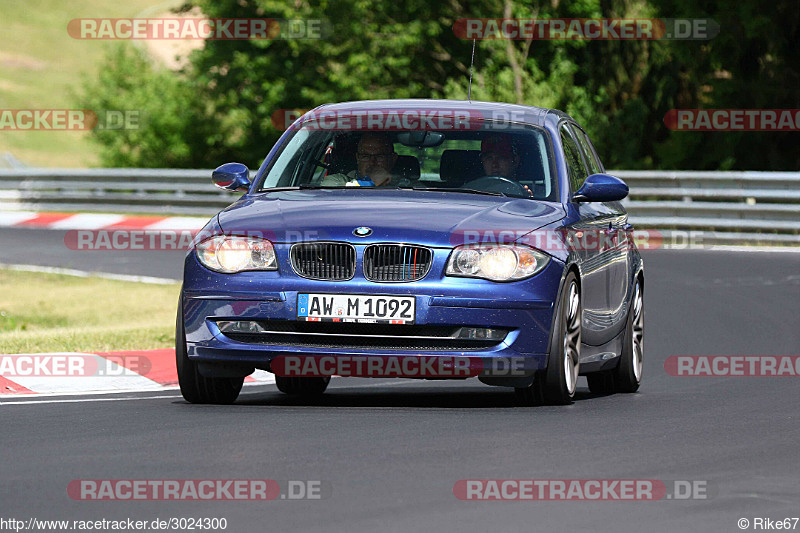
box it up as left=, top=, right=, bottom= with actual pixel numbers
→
left=611, top=280, right=644, bottom=393
left=275, top=376, right=330, bottom=396
left=176, top=298, right=244, bottom=404
left=587, top=279, right=643, bottom=394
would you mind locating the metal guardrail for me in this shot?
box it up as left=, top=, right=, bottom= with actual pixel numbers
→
left=0, top=168, right=798, bottom=246
left=614, top=171, right=800, bottom=245
left=0, top=168, right=240, bottom=216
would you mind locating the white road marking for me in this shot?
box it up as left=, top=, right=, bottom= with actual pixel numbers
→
left=645, top=245, right=800, bottom=253
left=3, top=385, right=178, bottom=398
left=699, top=245, right=800, bottom=253
left=0, top=263, right=178, bottom=284
left=0, top=377, right=275, bottom=401
left=0, top=394, right=184, bottom=406
left=0, top=377, right=479, bottom=405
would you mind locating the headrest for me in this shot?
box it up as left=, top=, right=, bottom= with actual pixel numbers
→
left=393, top=155, right=420, bottom=181
left=439, top=150, right=483, bottom=187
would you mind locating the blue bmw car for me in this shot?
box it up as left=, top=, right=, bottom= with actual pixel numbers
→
left=177, top=99, right=644, bottom=405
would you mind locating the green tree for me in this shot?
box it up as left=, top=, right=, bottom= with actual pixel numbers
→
left=79, top=0, right=798, bottom=170
left=647, top=0, right=800, bottom=169
left=80, top=45, right=229, bottom=167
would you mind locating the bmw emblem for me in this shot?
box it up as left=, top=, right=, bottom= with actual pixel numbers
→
left=353, top=226, right=372, bottom=237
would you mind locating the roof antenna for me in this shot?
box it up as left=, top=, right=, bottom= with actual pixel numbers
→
left=468, top=38, right=476, bottom=102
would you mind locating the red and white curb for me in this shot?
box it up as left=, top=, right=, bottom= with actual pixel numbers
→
left=0, top=211, right=208, bottom=231
left=0, top=349, right=274, bottom=396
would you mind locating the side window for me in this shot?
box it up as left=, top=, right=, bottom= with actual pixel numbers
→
left=573, top=126, right=603, bottom=175
left=560, top=124, right=588, bottom=193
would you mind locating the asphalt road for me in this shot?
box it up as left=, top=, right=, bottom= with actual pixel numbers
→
left=0, top=227, right=188, bottom=280
left=1, top=226, right=799, bottom=532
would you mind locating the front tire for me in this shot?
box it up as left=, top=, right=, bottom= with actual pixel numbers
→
left=515, top=272, right=581, bottom=406
left=176, top=298, right=244, bottom=404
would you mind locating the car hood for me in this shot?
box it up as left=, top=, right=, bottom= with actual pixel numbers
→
left=218, top=189, right=566, bottom=248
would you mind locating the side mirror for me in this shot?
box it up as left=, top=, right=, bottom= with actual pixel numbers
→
left=573, top=173, right=628, bottom=203
left=212, top=162, right=251, bottom=191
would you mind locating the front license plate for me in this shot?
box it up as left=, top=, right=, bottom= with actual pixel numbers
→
left=297, top=294, right=415, bottom=324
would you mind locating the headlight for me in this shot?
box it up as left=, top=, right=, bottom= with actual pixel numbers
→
left=446, top=244, right=549, bottom=281
left=195, top=235, right=277, bottom=273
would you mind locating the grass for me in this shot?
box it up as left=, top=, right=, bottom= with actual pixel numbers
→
left=0, top=0, right=178, bottom=167
left=0, top=268, right=180, bottom=354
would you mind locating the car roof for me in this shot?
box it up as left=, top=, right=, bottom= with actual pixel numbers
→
left=312, top=99, right=573, bottom=128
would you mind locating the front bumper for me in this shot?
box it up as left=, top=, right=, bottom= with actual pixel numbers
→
left=181, top=247, right=565, bottom=375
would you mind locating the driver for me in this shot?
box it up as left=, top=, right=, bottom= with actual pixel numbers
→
left=480, top=134, right=519, bottom=178
left=479, top=134, right=534, bottom=196
left=321, top=132, right=398, bottom=187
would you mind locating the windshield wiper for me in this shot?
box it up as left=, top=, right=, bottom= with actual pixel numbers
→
left=264, top=185, right=418, bottom=192
left=411, top=186, right=506, bottom=197
left=263, top=185, right=501, bottom=194
left=261, top=185, right=342, bottom=192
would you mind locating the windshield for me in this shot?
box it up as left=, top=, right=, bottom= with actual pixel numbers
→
left=257, top=120, right=557, bottom=200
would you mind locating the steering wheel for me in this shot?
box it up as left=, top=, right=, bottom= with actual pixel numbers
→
left=462, top=176, right=530, bottom=197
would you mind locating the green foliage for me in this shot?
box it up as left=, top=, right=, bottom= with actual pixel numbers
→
left=78, top=0, right=800, bottom=170
left=647, top=0, right=800, bottom=169
left=79, top=44, right=240, bottom=167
